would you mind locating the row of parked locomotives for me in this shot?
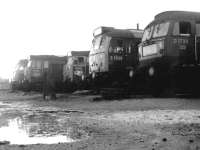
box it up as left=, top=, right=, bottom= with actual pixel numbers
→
left=89, top=26, right=143, bottom=89
left=11, top=52, right=90, bottom=92
left=137, top=11, right=200, bottom=96
left=11, top=11, right=200, bottom=97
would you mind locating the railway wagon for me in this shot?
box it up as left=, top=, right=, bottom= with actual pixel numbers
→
left=138, top=11, right=200, bottom=95
left=24, top=55, right=67, bottom=91
left=89, top=26, right=143, bottom=88
left=63, top=51, right=90, bottom=91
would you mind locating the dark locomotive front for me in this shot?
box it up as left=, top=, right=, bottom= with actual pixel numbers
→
left=24, top=55, right=66, bottom=91
left=89, top=27, right=143, bottom=88
left=138, top=11, right=200, bottom=96
left=63, top=51, right=90, bottom=91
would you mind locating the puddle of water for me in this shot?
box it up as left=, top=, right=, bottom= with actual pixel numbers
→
left=0, top=118, right=81, bottom=145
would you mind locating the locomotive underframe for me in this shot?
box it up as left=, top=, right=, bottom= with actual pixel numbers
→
left=137, top=56, right=200, bottom=96
left=90, top=68, right=134, bottom=89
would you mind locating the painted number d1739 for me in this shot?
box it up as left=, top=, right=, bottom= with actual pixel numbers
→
left=173, top=38, right=189, bottom=44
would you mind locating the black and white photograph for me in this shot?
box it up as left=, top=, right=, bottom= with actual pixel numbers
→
left=0, top=0, right=200, bottom=149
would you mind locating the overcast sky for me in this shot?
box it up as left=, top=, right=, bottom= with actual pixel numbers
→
left=0, top=0, right=199, bottom=79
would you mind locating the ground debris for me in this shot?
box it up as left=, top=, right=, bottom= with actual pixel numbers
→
left=189, top=139, right=194, bottom=143
left=25, top=109, right=84, bottom=114
left=72, top=90, right=94, bottom=95
left=100, top=88, right=131, bottom=100
left=162, top=138, right=167, bottom=142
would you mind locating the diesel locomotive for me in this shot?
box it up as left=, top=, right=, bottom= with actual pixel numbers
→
left=89, top=26, right=143, bottom=88
left=23, top=55, right=67, bottom=91
left=138, top=11, right=200, bottom=95
left=63, top=51, right=90, bottom=91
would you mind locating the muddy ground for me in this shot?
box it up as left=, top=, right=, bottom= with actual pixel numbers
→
left=0, top=90, right=200, bottom=150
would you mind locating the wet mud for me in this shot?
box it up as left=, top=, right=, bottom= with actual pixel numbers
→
left=0, top=90, right=200, bottom=150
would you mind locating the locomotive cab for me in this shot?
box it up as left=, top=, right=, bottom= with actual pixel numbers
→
left=138, top=11, right=200, bottom=95
left=89, top=26, right=143, bottom=87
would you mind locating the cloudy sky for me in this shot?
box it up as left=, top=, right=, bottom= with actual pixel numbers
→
left=0, top=0, right=199, bottom=79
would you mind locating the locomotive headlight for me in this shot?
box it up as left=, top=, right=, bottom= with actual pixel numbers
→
left=129, top=70, right=134, bottom=78
left=148, top=67, right=155, bottom=76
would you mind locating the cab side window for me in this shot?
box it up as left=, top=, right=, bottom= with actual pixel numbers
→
left=78, top=57, right=84, bottom=64
left=196, top=23, right=200, bottom=36
left=180, top=22, right=191, bottom=34
left=73, top=59, right=78, bottom=65
left=99, top=36, right=107, bottom=49
left=173, top=21, right=191, bottom=35
left=109, top=39, right=124, bottom=53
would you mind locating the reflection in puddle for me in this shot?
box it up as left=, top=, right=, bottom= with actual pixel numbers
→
left=0, top=118, right=80, bottom=145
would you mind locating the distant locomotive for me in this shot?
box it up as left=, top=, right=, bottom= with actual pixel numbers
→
left=89, top=26, right=143, bottom=88
left=11, top=59, right=28, bottom=90
left=11, top=69, right=25, bottom=90
left=24, top=55, right=67, bottom=91
left=138, top=11, right=200, bottom=95
left=63, top=51, right=90, bottom=91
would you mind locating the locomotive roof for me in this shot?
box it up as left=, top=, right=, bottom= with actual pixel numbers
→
left=93, top=26, right=143, bottom=39
left=68, top=51, right=90, bottom=57
left=155, top=11, right=200, bottom=21
left=104, top=29, right=143, bottom=39
left=30, top=55, right=67, bottom=61
left=144, top=11, right=200, bottom=29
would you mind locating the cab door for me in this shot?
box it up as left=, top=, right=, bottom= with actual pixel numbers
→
left=173, top=21, right=195, bottom=65
left=195, top=23, right=200, bottom=64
